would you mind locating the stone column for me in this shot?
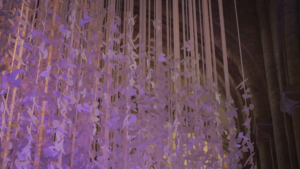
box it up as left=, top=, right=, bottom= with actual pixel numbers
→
left=268, top=0, right=299, bottom=168
left=284, top=112, right=299, bottom=168
left=256, top=131, right=279, bottom=169
left=257, top=141, right=273, bottom=169
left=256, top=0, right=292, bottom=168
left=270, top=134, right=278, bottom=169
left=256, top=118, right=274, bottom=169
left=283, top=0, right=300, bottom=165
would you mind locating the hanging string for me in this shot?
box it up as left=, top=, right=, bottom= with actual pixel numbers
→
left=36, top=0, right=56, bottom=167
left=185, top=0, right=190, bottom=88
left=146, top=0, right=152, bottom=166
left=192, top=0, right=200, bottom=85
left=198, top=0, right=206, bottom=86
left=234, top=0, right=247, bottom=105
left=218, top=0, right=230, bottom=102
left=165, top=0, right=174, bottom=167
left=188, top=0, right=195, bottom=87
left=202, top=0, right=213, bottom=85
left=122, top=0, right=129, bottom=168
left=209, top=0, right=218, bottom=91
left=172, top=0, right=183, bottom=167
left=182, top=0, right=187, bottom=91
left=184, top=1, right=192, bottom=165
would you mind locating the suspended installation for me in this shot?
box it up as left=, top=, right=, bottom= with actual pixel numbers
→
left=0, top=0, right=255, bottom=168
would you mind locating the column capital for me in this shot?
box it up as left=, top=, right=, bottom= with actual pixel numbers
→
left=254, top=117, right=272, bottom=146
left=281, top=86, right=300, bottom=115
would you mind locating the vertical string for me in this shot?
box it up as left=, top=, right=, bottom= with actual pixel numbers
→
left=233, top=0, right=246, bottom=104
left=209, top=0, right=218, bottom=91
left=154, top=0, right=162, bottom=168
left=185, top=1, right=191, bottom=166
left=138, top=0, right=146, bottom=166
left=188, top=1, right=196, bottom=165
left=167, top=0, right=174, bottom=166
left=193, top=0, right=200, bottom=85
left=179, top=1, right=187, bottom=167
left=112, top=0, right=121, bottom=166
left=188, top=0, right=195, bottom=87
left=104, top=0, right=115, bottom=167
left=182, top=0, right=187, bottom=90
left=123, top=1, right=130, bottom=167
left=146, top=0, right=152, bottom=167
left=172, top=0, right=181, bottom=167
left=167, top=1, right=176, bottom=165
left=202, top=0, right=213, bottom=85
left=36, top=0, right=55, bottom=168
left=185, top=0, right=190, bottom=89
left=198, top=0, right=205, bottom=86
left=218, top=0, right=230, bottom=102
left=69, top=0, right=83, bottom=168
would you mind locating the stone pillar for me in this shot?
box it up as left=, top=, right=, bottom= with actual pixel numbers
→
left=256, top=0, right=292, bottom=168
left=282, top=87, right=300, bottom=167
left=257, top=141, right=273, bottom=169
left=269, top=0, right=299, bottom=167
left=270, top=134, right=278, bottom=169
left=283, top=0, right=300, bottom=165
left=283, top=112, right=299, bottom=168
left=256, top=118, right=274, bottom=169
